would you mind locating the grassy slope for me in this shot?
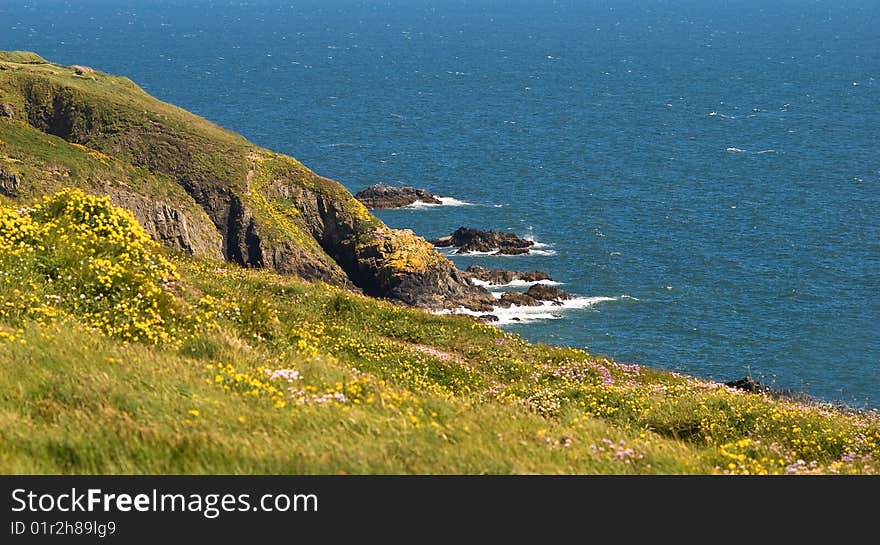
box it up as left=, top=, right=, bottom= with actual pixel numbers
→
left=1, top=193, right=878, bottom=474
left=0, top=117, right=209, bottom=218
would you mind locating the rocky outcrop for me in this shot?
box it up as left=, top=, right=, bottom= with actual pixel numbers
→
left=724, top=376, right=818, bottom=404
left=106, top=189, right=223, bottom=260
left=355, top=184, right=442, bottom=209
left=430, top=227, right=534, bottom=255
left=495, top=285, right=571, bottom=308
left=498, top=291, right=542, bottom=307
left=524, top=284, right=571, bottom=302
left=725, top=376, right=771, bottom=394
left=353, top=228, right=494, bottom=310
left=0, top=167, right=21, bottom=196
left=464, top=265, right=552, bottom=285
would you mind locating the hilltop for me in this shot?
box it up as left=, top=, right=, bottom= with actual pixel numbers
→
left=0, top=52, right=877, bottom=474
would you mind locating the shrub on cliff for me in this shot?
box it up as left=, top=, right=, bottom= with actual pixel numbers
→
left=0, top=188, right=190, bottom=344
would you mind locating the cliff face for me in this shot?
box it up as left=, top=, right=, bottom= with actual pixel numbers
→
left=0, top=51, right=492, bottom=309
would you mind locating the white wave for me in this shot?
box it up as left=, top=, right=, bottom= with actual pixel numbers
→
left=401, top=196, right=473, bottom=209
left=469, top=278, right=563, bottom=289
left=451, top=248, right=557, bottom=257
left=437, top=196, right=472, bottom=206
left=724, top=147, right=776, bottom=155
left=403, top=200, right=442, bottom=209
left=439, top=296, right=626, bottom=325
left=523, top=233, right=556, bottom=254
left=525, top=239, right=549, bottom=249
left=452, top=249, right=502, bottom=256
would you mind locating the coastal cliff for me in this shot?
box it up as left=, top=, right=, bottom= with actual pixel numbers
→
left=0, top=51, right=491, bottom=310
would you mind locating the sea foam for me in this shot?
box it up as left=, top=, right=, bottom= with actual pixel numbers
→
left=469, top=278, right=564, bottom=289
left=439, top=295, right=629, bottom=325
left=402, top=196, right=473, bottom=209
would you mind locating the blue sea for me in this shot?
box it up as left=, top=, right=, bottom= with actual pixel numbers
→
left=3, top=0, right=878, bottom=407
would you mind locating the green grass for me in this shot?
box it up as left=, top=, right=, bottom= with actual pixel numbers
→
left=1, top=191, right=878, bottom=474
left=0, top=51, right=47, bottom=64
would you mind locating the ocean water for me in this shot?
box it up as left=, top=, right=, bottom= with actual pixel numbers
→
left=3, top=0, right=878, bottom=407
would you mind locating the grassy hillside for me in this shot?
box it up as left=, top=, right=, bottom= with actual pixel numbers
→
left=0, top=51, right=492, bottom=309
left=1, top=190, right=877, bottom=474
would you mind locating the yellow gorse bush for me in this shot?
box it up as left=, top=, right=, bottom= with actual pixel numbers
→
left=0, top=188, right=189, bottom=344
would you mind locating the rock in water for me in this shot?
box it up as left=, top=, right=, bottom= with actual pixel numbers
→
left=525, top=284, right=571, bottom=302
left=498, top=291, right=542, bottom=307
left=430, top=227, right=534, bottom=255
left=355, top=184, right=442, bottom=209
left=464, top=265, right=552, bottom=285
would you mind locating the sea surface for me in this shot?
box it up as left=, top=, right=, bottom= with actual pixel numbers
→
left=3, top=0, right=878, bottom=407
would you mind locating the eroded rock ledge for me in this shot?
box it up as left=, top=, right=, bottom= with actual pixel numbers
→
left=355, top=184, right=441, bottom=209
left=463, top=265, right=552, bottom=285
left=430, top=227, right=534, bottom=255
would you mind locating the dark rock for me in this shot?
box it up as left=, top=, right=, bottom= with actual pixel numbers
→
left=464, top=265, right=553, bottom=285
left=478, top=314, right=499, bottom=322
left=0, top=167, right=20, bottom=197
left=464, top=266, right=515, bottom=284
left=724, top=376, right=819, bottom=405
left=518, top=271, right=553, bottom=283
left=497, top=291, right=541, bottom=308
left=725, top=376, right=770, bottom=394
left=355, top=184, right=442, bottom=209
left=525, top=284, right=571, bottom=302
left=430, top=227, right=534, bottom=255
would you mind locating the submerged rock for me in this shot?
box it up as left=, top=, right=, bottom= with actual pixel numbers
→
left=463, top=265, right=552, bottom=285
left=355, top=184, right=442, bottom=209
left=430, top=227, right=534, bottom=255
